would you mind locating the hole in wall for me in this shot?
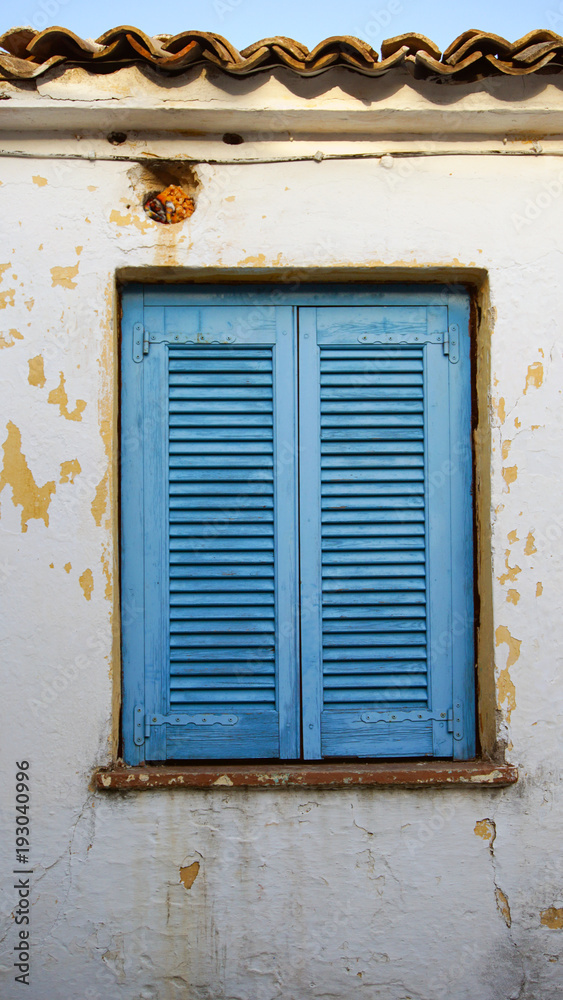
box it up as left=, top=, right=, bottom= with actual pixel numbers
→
left=222, top=133, right=244, bottom=145
left=107, top=132, right=128, bottom=145
left=127, top=162, right=200, bottom=226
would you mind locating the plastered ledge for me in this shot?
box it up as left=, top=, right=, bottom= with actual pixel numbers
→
left=94, top=761, right=518, bottom=791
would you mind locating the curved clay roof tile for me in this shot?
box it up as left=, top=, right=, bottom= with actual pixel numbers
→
left=1, top=26, right=563, bottom=83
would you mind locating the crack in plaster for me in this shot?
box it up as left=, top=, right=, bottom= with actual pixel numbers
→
left=41, top=794, right=96, bottom=942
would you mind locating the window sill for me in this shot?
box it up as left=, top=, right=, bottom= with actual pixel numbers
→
left=94, top=760, right=517, bottom=791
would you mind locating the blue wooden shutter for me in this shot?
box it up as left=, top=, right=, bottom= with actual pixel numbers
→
left=121, top=289, right=299, bottom=762
left=299, top=300, right=474, bottom=760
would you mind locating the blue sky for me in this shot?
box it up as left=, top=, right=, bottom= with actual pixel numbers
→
left=6, top=0, right=561, bottom=51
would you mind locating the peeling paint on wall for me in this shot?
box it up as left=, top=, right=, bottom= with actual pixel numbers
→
left=495, top=887, right=512, bottom=927
left=536, top=581, right=543, bottom=596
left=50, top=264, right=79, bottom=289
left=541, top=907, right=563, bottom=929
left=474, top=818, right=496, bottom=850
left=502, top=465, right=518, bottom=492
left=525, top=532, right=537, bottom=555
left=64, top=562, right=71, bottom=574
left=179, top=862, right=200, bottom=890
left=91, top=281, right=114, bottom=530
left=524, top=362, right=544, bottom=393
left=79, top=568, right=94, bottom=601
left=28, top=355, right=45, bottom=386
left=0, top=289, right=16, bottom=309
left=498, top=550, right=521, bottom=586
left=32, top=175, right=48, bottom=187
left=48, top=372, right=86, bottom=421
left=506, top=589, right=520, bottom=605
left=109, top=209, right=152, bottom=235
left=495, top=625, right=521, bottom=723
left=0, top=327, right=23, bottom=348
left=101, top=544, right=112, bottom=602
left=0, top=422, right=56, bottom=531
left=494, top=397, right=506, bottom=423
left=59, top=459, right=81, bottom=484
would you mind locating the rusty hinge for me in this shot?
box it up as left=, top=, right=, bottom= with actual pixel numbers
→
left=132, top=323, right=149, bottom=363
left=443, top=323, right=460, bottom=364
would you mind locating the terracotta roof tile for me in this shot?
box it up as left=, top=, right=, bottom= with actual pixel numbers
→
left=1, top=26, right=562, bottom=83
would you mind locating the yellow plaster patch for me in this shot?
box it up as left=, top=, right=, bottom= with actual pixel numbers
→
left=506, top=589, right=520, bottom=605
left=496, top=888, right=512, bottom=927
left=0, top=328, right=23, bottom=348
left=474, top=818, right=496, bottom=845
left=24, top=298, right=34, bottom=312
left=28, top=355, right=45, bottom=387
left=507, top=530, right=519, bottom=545
left=60, top=459, right=81, bottom=484
left=179, top=862, right=200, bottom=890
left=225, top=195, right=235, bottom=201
left=109, top=209, right=152, bottom=234
left=101, top=545, right=112, bottom=602
left=531, top=424, right=542, bottom=431
left=525, top=532, right=537, bottom=555
left=238, top=253, right=268, bottom=266
left=0, top=422, right=56, bottom=532
left=493, top=397, right=505, bottom=424
left=0, top=289, right=15, bottom=309
left=0, top=263, right=10, bottom=281
left=514, top=417, right=521, bottom=428
left=75, top=246, right=83, bottom=255
left=536, top=581, right=543, bottom=597
left=88, top=185, right=97, bottom=192
left=498, top=551, right=521, bottom=586
left=79, top=568, right=94, bottom=601
left=64, top=562, right=71, bottom=574
left=92, top=470, right=108, bottom=527
left=32, top=175, right=48, bottom=187
left=50, top=264, right=79, bottom=289
left=495, top=625, right=521, bottom=722
left=48, top=372, right=86, bottom=422
left=502, top=465, right=517, bottom=492
left=541, top=907, right=563, bottom=929
left=91, top=281, right=114, bottom=529
left=524, top=362, right=544, bottom=393
left=502, top=440, right=511, bottom=461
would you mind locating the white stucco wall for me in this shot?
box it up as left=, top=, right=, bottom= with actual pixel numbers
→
left=1, top=67, right=563, bottom=999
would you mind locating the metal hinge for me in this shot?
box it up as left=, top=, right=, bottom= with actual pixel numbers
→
left=134, top=706, right=238, bottom=745
left=443, top=323, right=460, bottom=364
left=132, top=323, right=149, bottom=363
left=361, top=704, right=463, bottom=741
left=447, top=702, right=464, bottom=741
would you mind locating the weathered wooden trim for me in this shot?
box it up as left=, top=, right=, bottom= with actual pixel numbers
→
left=94, top=760, right=518, bottom=791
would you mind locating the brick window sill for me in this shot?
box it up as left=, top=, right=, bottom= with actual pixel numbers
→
left=94, top=760, right=517, bottom=791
